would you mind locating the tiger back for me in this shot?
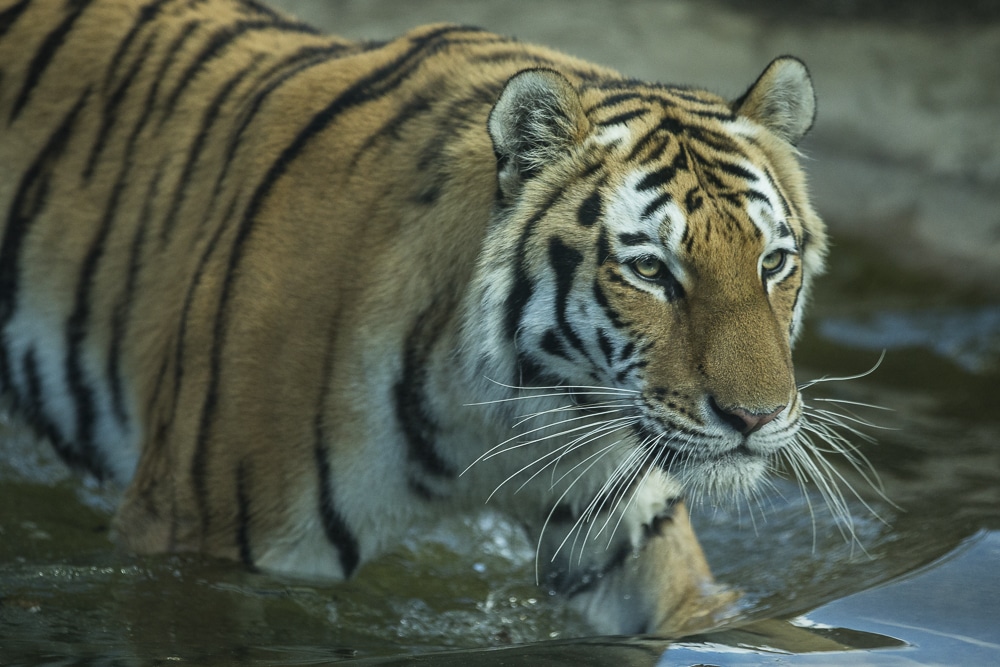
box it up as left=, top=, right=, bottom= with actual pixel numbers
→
left=0, top=0, right=827, bottom=635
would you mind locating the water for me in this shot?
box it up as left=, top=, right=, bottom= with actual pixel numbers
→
left=2, top=237, right=999, bottom=666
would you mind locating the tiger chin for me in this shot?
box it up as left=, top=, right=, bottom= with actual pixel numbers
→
left=0, top=0, right=828, bottom=637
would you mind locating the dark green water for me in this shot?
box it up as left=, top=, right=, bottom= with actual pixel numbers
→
left=2, top=236, right=998, bottom=666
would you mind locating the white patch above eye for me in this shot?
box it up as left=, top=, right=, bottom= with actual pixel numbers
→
left=591, top=123, right=632, bottom=147
left=737, top=159, right=799, bottom=251
left=603, top=171, right=689, bottom=288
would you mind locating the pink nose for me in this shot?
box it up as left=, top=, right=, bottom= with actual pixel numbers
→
left=710, top=398, right=785, bottom=436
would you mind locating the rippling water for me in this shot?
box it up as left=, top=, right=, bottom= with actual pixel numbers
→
left=2, top=238, right=999, bottom=666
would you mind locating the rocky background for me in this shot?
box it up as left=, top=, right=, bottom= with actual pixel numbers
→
left=271, top=0, right=1000, bottom=293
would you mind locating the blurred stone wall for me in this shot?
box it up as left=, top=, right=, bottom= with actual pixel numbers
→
left=270, top=0, right=1000, bottom=291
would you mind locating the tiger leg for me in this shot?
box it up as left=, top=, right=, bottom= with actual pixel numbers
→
left=536, top=495, right=735, bottom=635
left=572, top=501, right=734, bottom=635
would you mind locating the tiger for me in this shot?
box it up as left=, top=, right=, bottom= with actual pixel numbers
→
left=0, top=0, right=829, bottom=636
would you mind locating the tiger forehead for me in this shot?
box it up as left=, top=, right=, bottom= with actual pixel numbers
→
left=582, top=104, right=793, bottom=258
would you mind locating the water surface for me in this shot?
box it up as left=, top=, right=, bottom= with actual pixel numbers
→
left=1, top=236, right=998, bottom=665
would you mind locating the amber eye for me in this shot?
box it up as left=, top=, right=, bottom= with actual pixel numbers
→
left=761, top=250, right=787, bottom=276
left=632, top=256, right=665, bottom=280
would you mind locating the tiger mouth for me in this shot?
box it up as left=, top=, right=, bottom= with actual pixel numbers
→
left=634, top=424, right=767, bottom=471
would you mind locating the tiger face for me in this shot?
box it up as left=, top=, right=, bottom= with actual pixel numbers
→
left=478, top=62, right=825, bottom=503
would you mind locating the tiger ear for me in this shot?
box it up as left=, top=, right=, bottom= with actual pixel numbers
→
left=488, top=68, right=589, bottom=199
left=732, top=56, right=816, bottom=146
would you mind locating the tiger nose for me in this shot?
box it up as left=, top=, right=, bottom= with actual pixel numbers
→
left=709, top=397, right=785, bottom=435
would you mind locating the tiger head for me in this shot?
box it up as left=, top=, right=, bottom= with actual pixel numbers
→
left=471, top=58, right=826, bottom=500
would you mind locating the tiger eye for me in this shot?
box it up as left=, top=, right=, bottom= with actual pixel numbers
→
left=761, top=250, right=786, bottom=274
left=633, top=256, right=664, bottom=279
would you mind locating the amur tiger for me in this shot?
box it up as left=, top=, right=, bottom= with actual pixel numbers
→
left=0, top=0, right=830, bottom=635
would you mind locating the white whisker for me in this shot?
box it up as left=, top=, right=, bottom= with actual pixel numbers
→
left=600, top=442, right=665, bottom=550
left=511, top=400, right=630, bottom=429
left=811, top=397, right=894, bottom=411
left=566, top=442, right=650, bottom=564
left=547, top=419, right=638, bottom=487
left=461, top=408, right=628, bottom=475
left=486, top=417, right=637, bottom=501
left=797, top=350, right=886, bottom=391
left=533, top=441, right=623, bottom=584
left=810, top=407, right=896, bottom=433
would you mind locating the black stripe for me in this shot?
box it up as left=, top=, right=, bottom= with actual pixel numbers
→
left=0, top=338, right=20, bottom=411
left=65, top=23, right=202, bottom=472
left=350, top=91, right=434, bottom=168
left=193, top=26, right=480, bottom=523
left=88, top=21, right=201, bottom=421
left=213, top=42, right=359, bottom=204
left=99, top=56, right=181, bottom=421
left=588, top=90, right=642, bottom=106
left=683, top=186, right=703, bottom=215
left=683, top=223, right=696, bottom=254
left=66, top=152, right=137, bottom=478
left=160, top=19, right=318, bottom=124
left=637, top=166, right=674, bottom=192
left=548, top=237, right=587, bottom=357
left=237, top=0, right=283, bottom=21
left=465, top=46, right=560, bottom=68
left=84, top=29, right=158, bottom=182
left=105, top=204, right=148, bottom=426
left=642, top=191, right=672, bottom=220
left=597, top=328, right=615, bottom=367
left=689, top=107, right=736, bottom=122
left=789, top=282, right=804, bottom=339
left=593, top=280, right=627, bottom=331
left=762, top=165, right=794, bottom=224
left=541, top=328, right=569, bottom=360
left=515, top=350, right=559, bottom=388
left=9, top=0, right=94, bottom=123
left=88, top=19, right=204, bottom=429
left=172, top=194, right=237, bottom=456
left=714, top=160, right=758, bottom=182
left=22, top=347, right=44, bottom=418
left=21, top=348, right=84, bottom=470
left=0, top=0, right=31, bottom=40
left=159, top=54, right=263, bottom=243
left=637, top=147, right=687, bottom=192
left=102, top=0, right=174, bottom=94
left=618, top=232, right=651, bottom=247
left=394, top=307, right=455, bottom=479
left=146, top=348, right=172, bottom=448
left=665, top=87, right=710, bottom=104
left=625, top=115, right=685, bottom=163
left=701, top=168, right=725, bottom=191
left=411, top=81, right=502, bottom=175
left=615, top=358, right=648, bottom=384
left=637, top=134, right=675, bottom=166
left=235, top=460, right=256, bottom=570
left=1, top=87, right=92, bottom=326
left=577, top=190, right=602, bottom=227
left=106, top=164, right=164, bottom=427
left=688, top=126, right=739, bottom=153
left=314, top=325, right=361, bottom=577
left=595, top=108, right=648, bottom=127
left=504, top=185, right=570, bottom=339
